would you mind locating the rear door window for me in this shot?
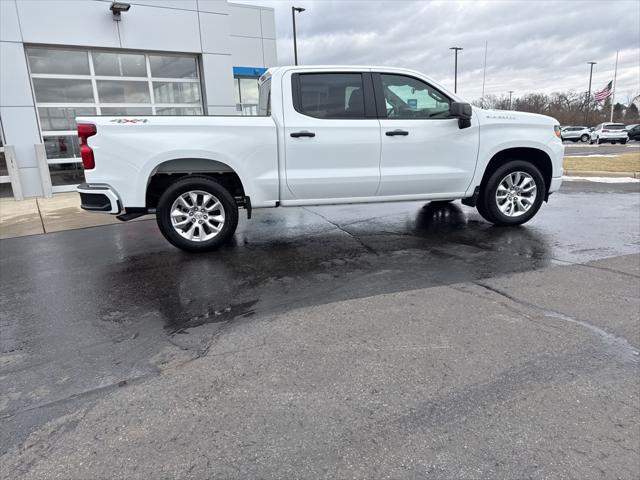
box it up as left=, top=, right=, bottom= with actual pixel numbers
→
left=294, top=73, right=366, bottom=119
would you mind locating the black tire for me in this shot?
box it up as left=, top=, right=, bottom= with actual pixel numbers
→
left=580, top=134, right=589, bottom=142
left=621, top=139, right=627, bottom=145
left=476, top=160, right=546, bottom=226
left=156, top=176, right=239, bottom=252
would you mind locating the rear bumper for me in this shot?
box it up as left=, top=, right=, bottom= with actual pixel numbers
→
left=598, top=135, right=628, bottom=142
left=77, top=183, right=121, bottom=214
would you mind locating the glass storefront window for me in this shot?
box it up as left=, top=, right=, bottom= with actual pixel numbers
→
left=233, top=78, right=241, bottom=105
left=0, top=150, right=8, bottom=177
left=239, top=78, right=259, bottom=104
left=153, top=82, right=201, bottom=104
left=97, top=80, right=151, bottom=103
left=27, top=48, right=90, bottom=75
left=32, top=78, right=94, bottom=103
left=149, top=55, right=198, bottom=78
left=43, top=136, right=81, bottom=160
left=100, top=107, right=153, bottom=116
left=38, top=107, right=97, bottom=131
left=234, top=77, right=260, bottom=115
left=48, top=163, right=85, bottom=186
left=156, top=107, right=202, bottom=115
left=26, top=47, right=204, bottom=191
left=93, top=52, right=146, bottom=77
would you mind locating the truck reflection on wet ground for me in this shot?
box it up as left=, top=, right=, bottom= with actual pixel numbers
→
left=92, top=202, right=553, bottom=339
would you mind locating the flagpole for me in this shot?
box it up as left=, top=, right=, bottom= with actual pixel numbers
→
left=610, top=50, right=619, bottom=122
left=481, top=40, right=487, bottom=108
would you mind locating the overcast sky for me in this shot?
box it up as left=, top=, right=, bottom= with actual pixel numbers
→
left=238, top=0, right=640, bottom=105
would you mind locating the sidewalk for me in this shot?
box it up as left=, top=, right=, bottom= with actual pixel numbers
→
left=0, top=192, right=144, bottom=240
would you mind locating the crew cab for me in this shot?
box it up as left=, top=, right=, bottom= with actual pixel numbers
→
left=77, top=66, right=564, bottom=252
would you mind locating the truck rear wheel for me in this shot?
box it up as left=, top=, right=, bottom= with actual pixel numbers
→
left=156, top=176, right=238, bottom=252
left=476, top=160, right=545, bottom=226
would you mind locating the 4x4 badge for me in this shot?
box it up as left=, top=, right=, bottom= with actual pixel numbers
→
left=109, top=118, right=149, bottom=124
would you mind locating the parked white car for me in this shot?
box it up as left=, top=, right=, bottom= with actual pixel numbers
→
left=76, top=65, right=564, bottom=251
left=561, top=126, right=590, bottom=142
left=590, top=123, right=629, bottom=144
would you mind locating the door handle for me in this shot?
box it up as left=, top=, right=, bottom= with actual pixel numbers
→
left=386, top=130, right=409, bottom=136
left=290, top=131, right=316, bottom=138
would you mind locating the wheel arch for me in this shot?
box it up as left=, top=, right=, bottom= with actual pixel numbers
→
left=146, top=158, right=246, bottom=209
left=481, top=147, right=553, bottom=195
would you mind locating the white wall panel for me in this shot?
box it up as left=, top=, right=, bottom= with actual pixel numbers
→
left=229, top=5, right=261, bottom=37
left=0, top=107, right=41, bottom=169
left=129, top=0, right=198, bottom=9
left=0, top=0, right=22, bottom=42
left=230, top=36, right=263, bottom=66
left=260, top=8, right=276, bottom=39
left=0, top=42, right=34, bottom=107
left=16, top=0, right=120, bottom=48
left=202, top=54, right=235, bottom=106
left=262, top=38, right=277, bottom=67
left=119, top=5, right=201, bottom=52
left=199, top=12, right=231, bottom=54
left=198, top=0, right=230, bottom=14
left=18, top=167, right=43, bottom=198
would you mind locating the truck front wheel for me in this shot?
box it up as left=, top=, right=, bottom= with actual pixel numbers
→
left=156, top=176, right=239, bottom=252
left=476, top=161, right=546, bottom=226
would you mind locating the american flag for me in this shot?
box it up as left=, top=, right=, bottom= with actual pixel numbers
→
left=594, top=81, right=613, bottom=102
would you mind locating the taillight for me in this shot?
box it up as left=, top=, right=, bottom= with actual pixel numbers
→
left=602, top=129, right=609, bottom=133
left=77, top=123, right=97, bottom=169
left=554, top=125, right=561, bottom=138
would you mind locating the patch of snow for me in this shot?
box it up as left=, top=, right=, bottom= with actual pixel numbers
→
left=562, top=176, right=639, bottom=183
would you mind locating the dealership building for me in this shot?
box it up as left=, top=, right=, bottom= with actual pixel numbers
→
left=0, top=0, right=277, bottom=199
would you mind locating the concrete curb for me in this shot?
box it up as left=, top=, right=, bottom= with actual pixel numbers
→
left=564, top=170, right=640, bottom=178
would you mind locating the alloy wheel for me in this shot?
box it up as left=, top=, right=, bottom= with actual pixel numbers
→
left=170, top=190, right=225, bottom=242
left=495, top=171, right=537, bottom=217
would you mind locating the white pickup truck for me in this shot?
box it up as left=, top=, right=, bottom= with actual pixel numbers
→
left=77, top=66, right=564, bottom=251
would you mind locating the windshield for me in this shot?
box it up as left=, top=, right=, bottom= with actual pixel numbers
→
left=604, top=124, right=625, bottom=130
left=258, top=78, right=271, bottom=116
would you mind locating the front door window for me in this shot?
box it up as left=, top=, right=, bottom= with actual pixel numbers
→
left=380, top=74, right=451, bottom=119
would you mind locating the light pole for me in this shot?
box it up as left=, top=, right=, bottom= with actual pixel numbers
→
left=585, top=61, right=596, bottom=124
left=449, top=47, right=463, bottom=93
left=508, top=90, right=514, bottom=110
left=292, top=6, right=305, bottom=66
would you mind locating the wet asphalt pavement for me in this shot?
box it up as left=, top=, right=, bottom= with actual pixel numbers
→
left=1, top=181, right=639, bottom=478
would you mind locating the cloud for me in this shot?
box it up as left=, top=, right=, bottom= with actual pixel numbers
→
left=238, top=0, right=640, bottom=104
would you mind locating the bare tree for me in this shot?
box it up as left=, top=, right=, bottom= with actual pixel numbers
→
left=472, top=90, right=640, bottom=126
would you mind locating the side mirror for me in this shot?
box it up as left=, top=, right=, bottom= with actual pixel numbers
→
left=450, top=101, right=472, bottom=129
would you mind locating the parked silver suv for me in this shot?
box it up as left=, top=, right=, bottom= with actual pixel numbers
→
left=590, top=123, right=629, bottom=144
left=561, top=126, right=590, bottom=142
